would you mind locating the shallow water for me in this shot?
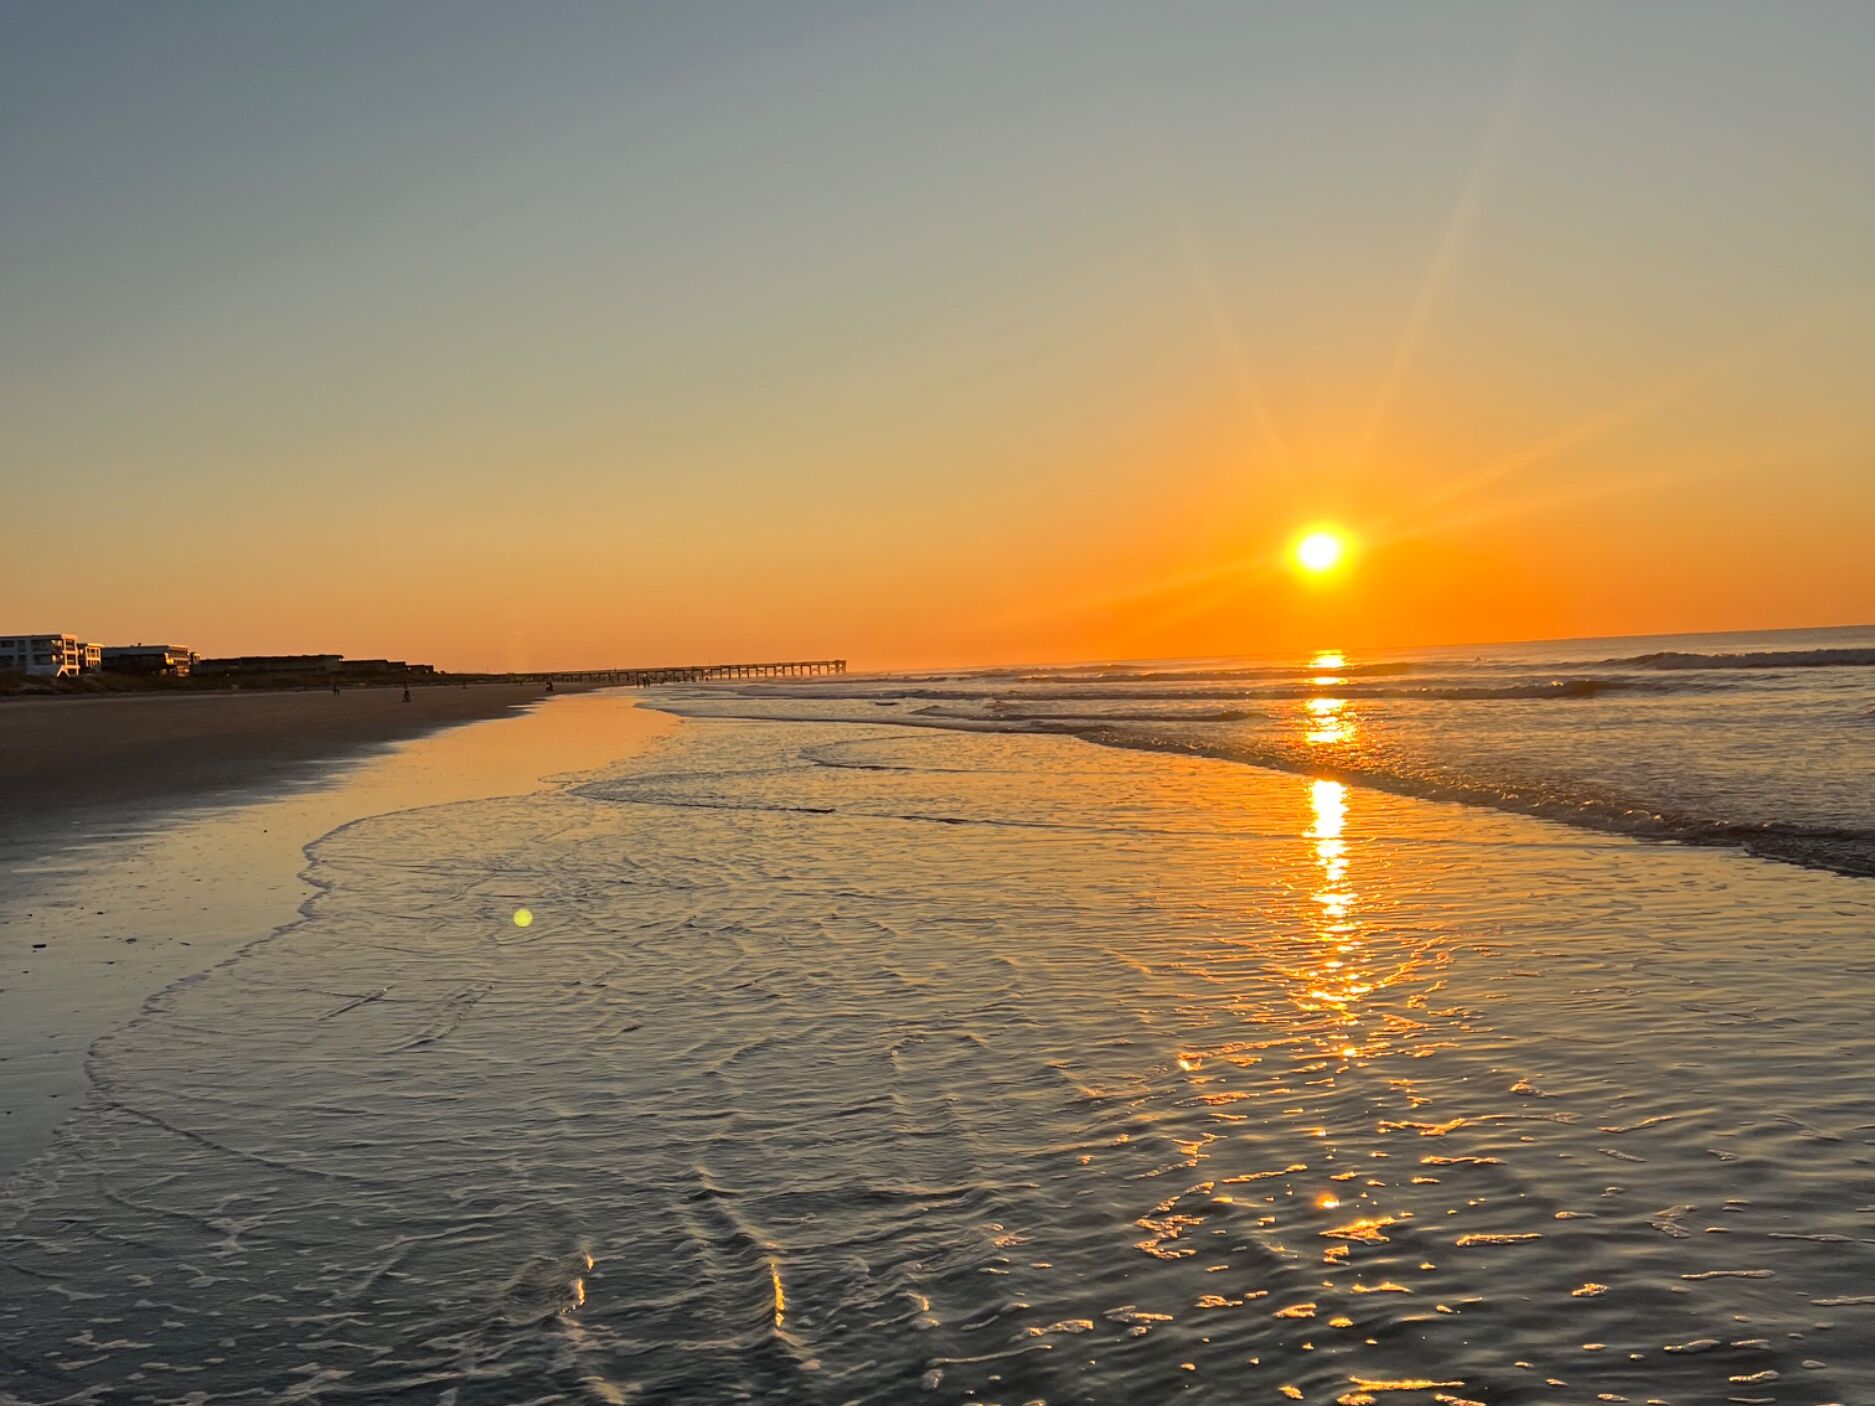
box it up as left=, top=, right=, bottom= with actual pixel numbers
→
left=0, top=693, right=674, bottom=1180
left=3, top=712, right=1873, bottom=1403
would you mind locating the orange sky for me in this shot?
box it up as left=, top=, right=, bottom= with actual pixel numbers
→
left=5, top=4, right=1872, bottom=671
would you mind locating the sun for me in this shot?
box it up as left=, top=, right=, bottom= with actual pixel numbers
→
left=1296, top=530, right=1344, bottom=573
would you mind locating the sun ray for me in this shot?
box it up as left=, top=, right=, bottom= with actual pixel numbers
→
left=1173, top=218, right=1299, bottom=482
left=1416, top=302, right=1856, bottom=517
left=1356, top=35, right=1542, bottom=466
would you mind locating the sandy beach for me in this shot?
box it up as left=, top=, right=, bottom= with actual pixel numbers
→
left=0, top=684, right=577, bottom=865
left=0, top=690, right=672, bottom=1181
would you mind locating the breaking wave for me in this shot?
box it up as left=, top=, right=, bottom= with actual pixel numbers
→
left=1064, top=722, right=1875, bottom=878
left=757, top=677, right=1675, bottom=705
left=1607, top=646, right=1875, bottom=670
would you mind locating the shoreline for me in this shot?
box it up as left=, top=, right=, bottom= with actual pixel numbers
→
left=0, top=691, right=676, bottom=1181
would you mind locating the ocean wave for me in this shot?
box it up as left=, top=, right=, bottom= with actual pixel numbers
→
left=983, top=641, right=1875, bottom=685
left=1607, top=647, right=1875, bottom=670
left=752, top=677, right=1678, bottom=706
left=1065, top=723, right=1875, bottom=878
left=1014, top=661, right=1423, bottom=684
left=651, top=697, right=1875, bottom=879
left=913, top=705, right=1265, bottom=725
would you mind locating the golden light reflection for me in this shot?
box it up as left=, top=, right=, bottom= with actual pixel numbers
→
left=1129, top=747, right=1402, bottom=1295
left=770, top=1259, right=786, bottom=1328
left=567, top=1249, right=594, bottom=1313
left=1305, top=695, right=1354, bottom=746
left=1303, top=649, right=1357, bottom=745
left=1296, top=778, right=1368, bottom=1026
left=1310, top=778, right=1347, bottom=840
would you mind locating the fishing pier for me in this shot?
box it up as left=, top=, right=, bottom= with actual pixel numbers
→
left=516, top=659, right=847, bottom=686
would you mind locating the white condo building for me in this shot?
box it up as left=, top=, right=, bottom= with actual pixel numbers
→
left=0, top=633, right=86, bottom=677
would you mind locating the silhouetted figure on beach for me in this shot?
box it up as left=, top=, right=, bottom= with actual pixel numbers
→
left=402, top=684, right=412, bottom=703
left=331, top=680, right=340, bottom=696
left=546, top=679, right=554, bottom=693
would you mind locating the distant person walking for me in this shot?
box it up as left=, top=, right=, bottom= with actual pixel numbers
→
left=546, top=679, right=554, bottom=693
left=402, top=684, right=412, bottom=703
left=331, top=679, right=340, bottom=696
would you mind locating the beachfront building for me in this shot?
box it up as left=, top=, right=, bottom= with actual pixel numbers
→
left=193, top=654, right=435, bottom=679
left=0, top=633, right=86, bottom=677
left=337, top=658, right=424, bottom=675
left=101, top=644, right=195, bottom=677
left=76, top=641, right=103, bottom=672
left=194, top=654, right=343, bottom=676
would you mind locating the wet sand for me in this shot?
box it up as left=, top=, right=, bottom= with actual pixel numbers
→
left=0, top=691, right=674, bottom=1180
left=0, top=685, right=572, bottom=864
left=5, top=711, right=1873, bottom=1401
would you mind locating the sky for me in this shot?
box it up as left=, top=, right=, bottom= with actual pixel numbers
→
left=3, top=1, right=1872, bottom=671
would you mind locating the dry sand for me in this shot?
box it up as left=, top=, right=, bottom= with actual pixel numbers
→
left=0, top=684, right=569, bottom=862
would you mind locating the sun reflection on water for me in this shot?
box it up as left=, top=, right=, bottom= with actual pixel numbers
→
left=1305, top=696, right=1353, bottom=746
left=1298, top=779, right=1371, bottom=1022
left=1303, top=648, right=1357, bottom=746
left=1308, top=647, right=1348, bottom=689
left=1310, top=777, right=1347, bottom=841
left=1132, top=696, right=1471, bottom=1382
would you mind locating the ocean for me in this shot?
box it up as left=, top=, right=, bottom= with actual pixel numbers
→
left=672, top=623, right=1875, bottom=878
left=2, top=627, right=1873, bottom=1403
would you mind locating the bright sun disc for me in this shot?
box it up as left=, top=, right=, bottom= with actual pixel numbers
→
left=1296, top=531, right=1343, bottom=572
